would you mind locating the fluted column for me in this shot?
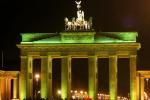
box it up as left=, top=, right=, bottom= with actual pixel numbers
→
left=0, top=78, right=1, bottom=100
left=13, top=78, right=19, bottom=99
left=140, top=77, right=144, bottom=100
left=19, top=56, right=28, bottom=100
left=6, top=79, right=11, bottom=100
left=1, top=78, right=7, bottom=100
left=41, top=56, right=52, bottom=99
left=48, top=56, right=53, bottom=100
left=0, top=78, right=6, bottom=100
left=88, top=56, right=98, bottom=100
left=27, top=56, right=33, bottom=98
left=109, top=55, right=118, bottom=100
left=61, top=56, right=71, bottom=100
left=130, top=55, right=137, bottom=100
left=41, top=56, right=48, bottom=99
left=136, top=73, right=140, bottom=100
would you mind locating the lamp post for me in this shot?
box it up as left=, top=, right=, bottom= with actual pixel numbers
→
left=57, top=90, right=61, bottom=99
left=146, top=78, right=149, bottom=90
left=35, top=74, right=40, bottom=99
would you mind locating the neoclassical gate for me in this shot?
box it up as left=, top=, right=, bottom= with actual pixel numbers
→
left=17, top=31, right=140, bottom=100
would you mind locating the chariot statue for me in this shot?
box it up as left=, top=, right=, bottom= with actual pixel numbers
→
left=64, top=0, right=93, bottom=31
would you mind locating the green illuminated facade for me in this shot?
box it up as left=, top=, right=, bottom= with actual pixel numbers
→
left=17, top=31, right=140, bottom=100
left=17, top=1, right=140, bottom=100
left=0, top=0, right=143, bottom=99
left=21, top=31, right=137, bottom=44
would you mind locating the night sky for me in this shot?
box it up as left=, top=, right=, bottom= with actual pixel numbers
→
left=1, top=0, right=150, bottom=97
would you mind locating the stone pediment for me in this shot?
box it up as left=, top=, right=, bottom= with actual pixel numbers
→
left=21, top=32, right=138, bottom=44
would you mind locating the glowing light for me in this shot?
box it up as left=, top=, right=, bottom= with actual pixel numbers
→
left=71, top=90, right=73, bottom=93
left=84, top=91, right=87, bottom=95
left=74, top=90, right=77, bottom=94
left=144, top=92, right=148, bottom=100
left=57, top=90, right=61, bottom=95
left=35, top=74, right=40, bottom=81
left=80, top=90, right=83, bottom=94
left=38, top=91, right=40, bottom=94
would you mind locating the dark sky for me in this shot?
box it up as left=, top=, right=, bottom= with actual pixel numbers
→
left=1, top=0, right=150, bottom=97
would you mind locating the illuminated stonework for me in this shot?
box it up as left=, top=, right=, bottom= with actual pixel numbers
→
left=64, top=1, right=93, bottom=31
left=21, top=32, right=138, bottom=44
left=137, top=71, right=150, bottom=100
left=17, top=30, right=140, bottom=100
left=0, top=70, right=19, bottom=100
left=16, top=1, right=141, bottom=100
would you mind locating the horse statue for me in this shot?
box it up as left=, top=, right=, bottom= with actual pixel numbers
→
left=88, top=17, right=93, bottom=29
left=64, top=17, right=72, bottom=30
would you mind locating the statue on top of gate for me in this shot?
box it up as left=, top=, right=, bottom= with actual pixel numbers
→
left=64, top=0, right=93, bottom=31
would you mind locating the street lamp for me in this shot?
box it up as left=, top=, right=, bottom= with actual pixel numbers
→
left=35, top=74, right=40, bottom=99
left=146, top=78, right=149, bottom=89
left=35, top=74, right=40, bottom=82
left=57, top=90, right=61, bottom=95
left=57, top=90, right=61, bottom=99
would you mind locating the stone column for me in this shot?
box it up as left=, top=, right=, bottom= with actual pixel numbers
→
left=0, top=78, right=5, bottom=100
left=48, top=56, right=53, bottom=99
left=27, top=56, right=33, bottom=98
left=88, top=56, right=98, bottom=100
left=61, top=56, right=71, bottom=100
left=19, top=56, right=28, bottom=100
left=0, top=78, right=1, bottom=100
left=136, top=73, right=140, bottom=100
left=13, top=78, right=19, bottom=99
left=41, top=56, right=52, bottom=99
left=6, top=79, right=11, bottom=100
left=140, top=77, right=144, bottom=100
left=130, top=55, right=137, bottom=100
left=1, top=78, right=7, bottom=100
left=109, top=55, right=117, bottom=100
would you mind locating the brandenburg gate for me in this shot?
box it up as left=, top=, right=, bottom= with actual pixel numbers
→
left=17, top=31, right=140, bottom=100
left=17, top=1, right=141, bottom=100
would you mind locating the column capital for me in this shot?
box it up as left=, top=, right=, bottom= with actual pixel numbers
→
left=40, top=55, right=53, bottom=59
left=140, top=76, right=145, bottom=79
left=88, top=55, right=98, bottom=58
left=40, top=56, right=47, bottom=58
left=109, top=55, right=118, bottom=58
left=130, top=55, right=137, bottom=58
left=27, top=55, right=33, bottom=58
left=61, top=55, right=72, bottom=59
left=109, top=51, right=117, bottom=56
left=20, top=56, right=28, bottom=59
left=129, top=51, right=137, bottom=55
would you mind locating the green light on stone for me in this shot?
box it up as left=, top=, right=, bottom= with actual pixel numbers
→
left=130, top=90, right=136, bottom=100
left=20, top=32, right=138, bottom=44
left=61, top=32, right=95, bottom=43
left=21, top=33, right=58, bottom=42
left=19, top=80, right=26, bottom=100
left=110, top=86, right=116, bottom=100
left=20, top=90, right=26, bottom=100
left=41, top=58, right=48, bottom=99
left=89, top=89, right=94, bottom=99
left=41, top=85, right=47, bottom=99
left=61, top=84, right=67, bottom=99
left=88, top=71, right=95, bottom=99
